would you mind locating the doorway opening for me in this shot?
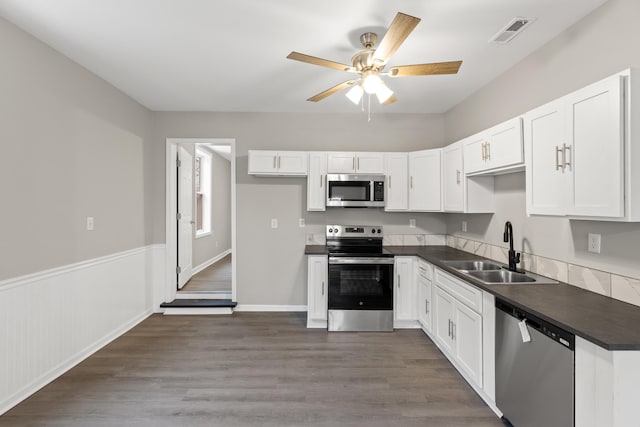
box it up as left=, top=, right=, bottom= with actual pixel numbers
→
left=165, top=138, right=236, bottom=304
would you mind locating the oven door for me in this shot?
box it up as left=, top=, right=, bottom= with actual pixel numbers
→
left=328, top=257, right=394, bottom=310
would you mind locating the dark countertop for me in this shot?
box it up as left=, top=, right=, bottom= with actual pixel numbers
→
left=306, top=244, right=640, bottom=350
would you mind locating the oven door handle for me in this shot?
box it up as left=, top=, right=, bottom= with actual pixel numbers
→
left=329, top=257, right=395, bottom=265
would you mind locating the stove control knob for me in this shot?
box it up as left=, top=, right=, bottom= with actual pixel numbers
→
left=328, top=228, right=334, bottom=233
left=371, top=228, right=376, bottom=234
left=377, top=228, right=382, bottom=234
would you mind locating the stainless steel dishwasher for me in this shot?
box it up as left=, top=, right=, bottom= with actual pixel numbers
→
left=495, top=299, right=575, bottom=427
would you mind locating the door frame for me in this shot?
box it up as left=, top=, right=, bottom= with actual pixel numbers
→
left=165, top=138, right=237, bottom=303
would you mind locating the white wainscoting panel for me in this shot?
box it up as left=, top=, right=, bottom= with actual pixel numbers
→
left=0, top=246, right=154, bottom=415
left=147, top=244, right=166, bottom=312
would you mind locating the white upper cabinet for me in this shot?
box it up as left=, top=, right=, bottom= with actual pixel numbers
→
left=444, top=142, right=494, bottom=213
left=409, top=149, right=442, bottom=211
left=443, top=143, right=464, bottom=212
left=248, top=150, right=308, bottom=176
left=384, top=153, right=409, bottom=211
left=525, top=71, right=631, bottom=219
left=464, top=118, right=524, bottom=175
left=307, top=152, right=327, bottom=211
left=327, top=152, right=385, bottom=174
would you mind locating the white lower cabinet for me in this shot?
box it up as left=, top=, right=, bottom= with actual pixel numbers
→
left=306, top=255, right=328, bottom=328
left=433, top=269, right=483, bottom=388
left=416, top=260, right=434, bottom=333
left=394, top=257, right=417, bottom=328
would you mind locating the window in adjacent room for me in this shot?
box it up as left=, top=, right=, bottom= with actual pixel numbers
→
left=195, top=147, right=212, bottom=237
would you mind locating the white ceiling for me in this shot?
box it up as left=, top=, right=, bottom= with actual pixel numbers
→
left=0, top=0, right=608, bottom=114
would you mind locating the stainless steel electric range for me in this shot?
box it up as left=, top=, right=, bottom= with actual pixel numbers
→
left=326, top=225, right=394, bottom=332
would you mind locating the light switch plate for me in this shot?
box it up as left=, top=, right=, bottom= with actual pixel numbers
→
left=462, top=221, right=468, bottom=232
left=409, top=219, right=416, bottom=228
left=271, top=218, right=278, bottom=229
left=299, top=218, right=305, bottom=228
left=588, top=233, right=601, bottom=253
left=86, top=217, right=94, bottom=231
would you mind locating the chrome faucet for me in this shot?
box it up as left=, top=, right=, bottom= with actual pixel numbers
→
left=503, top=221, right=521, bottom=272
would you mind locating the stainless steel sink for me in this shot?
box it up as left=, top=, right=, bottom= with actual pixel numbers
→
left=468, top=270, right=535, bottom=283
left=441, top=260, right=503, bottom=271
left=442, top=259, right=558, bottom=285
left=466, top=269, right=558, bottom=285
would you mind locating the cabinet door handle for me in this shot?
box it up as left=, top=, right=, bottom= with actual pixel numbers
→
left=481, top=142, right=486, bottom=161
left=357, top=157, right=360, bottom=171
left=448, top=319, right=452, bottom=337
left=425, top=300, right=429, bottom=315
left=273, top=156, right=277, bottom=169
left=451, top=321, right=456, bottom=340
left=486, top=142, right=491, bottom=161
left=397, top=274, right=400, bottom=288
left=456, top=170, right=461, bottom=185
left=555, top=146, right=564, bottom=171
left=321, top=281, right=324, bottom=296
left=563, top=144, right=571, bottom=170
left=410, top=175, right=413, bottom=189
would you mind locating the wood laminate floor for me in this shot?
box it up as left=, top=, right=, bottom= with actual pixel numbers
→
left=180, top=254, right=232, bottom=293
left=0, top=313, right=504, bottom=427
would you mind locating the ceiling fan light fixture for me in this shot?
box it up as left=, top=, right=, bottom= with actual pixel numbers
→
left=362, top=70, right=383, bottom=94
left=375, top=82, right=394, bottom=104
left=346, top=84, right=364, bottom=104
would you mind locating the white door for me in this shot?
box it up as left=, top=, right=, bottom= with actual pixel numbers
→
left=443, top=144, right=464, bottom=212
left=394, top=257, right=414, bottom=322
left=384, top=153, right=409, bottom=211
left=177, top=146, right=194, bottom=289
left=434, top=286, right=455, bottom=355
left=569, top=75, right=624, bottom=217
left=524, top=100, right=568, bottom=215
left=454, top=302, right=483, bottom=387
left=409, top=149, right=442, bottom=211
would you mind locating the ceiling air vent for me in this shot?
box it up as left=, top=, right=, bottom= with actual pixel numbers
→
left=489, top=17, right=536, bottom=44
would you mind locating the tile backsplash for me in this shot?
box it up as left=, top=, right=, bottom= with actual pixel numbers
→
left=445, top=235, right=640, bottom=309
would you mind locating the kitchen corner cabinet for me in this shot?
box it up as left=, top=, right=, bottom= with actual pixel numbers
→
left=327, top=152, right=384, bottom=174
left=525, top=69, right=640, bottom=220
left=394, top=257, right=417, bottom=328
left=443, top=143, right=494, bottom=213
left=384, top=153, right=409, bottom=211
left=464, top=117, right=524, bottom=175
left=248, top=150, right=308, bottom=176
left=409, top=149, right=442, bottom=211
left=433, top=269, right=483, bottom=388
left=307, top=256, right=328, bottom=328
left=416, top=259, right=434, bottom=333
left=307, top=152, right=327, bottom=211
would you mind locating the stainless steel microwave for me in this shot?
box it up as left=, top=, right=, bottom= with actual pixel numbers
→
left=326, top=174, right=385, bottom=207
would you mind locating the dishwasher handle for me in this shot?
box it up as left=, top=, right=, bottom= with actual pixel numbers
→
left=496, top=299, right=575, bottom=350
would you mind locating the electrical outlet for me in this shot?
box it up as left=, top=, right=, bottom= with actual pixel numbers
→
left=462, top=221, right=468, bottom=232
left=409, top=219, right=416, bottom=228
left=299, top=218, right=305, bottom=228
left=588, top=233, right=601, bottom=253
left=86, top=217, right=94, bottom=231
left=271, top=218, right=278, bottom=229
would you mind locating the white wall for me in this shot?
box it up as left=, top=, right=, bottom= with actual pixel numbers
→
left=444, top=0, right=640, bottom=280
left=0, top=17, right=155, bottom=414
left=150, top=112, right=448, bottom=305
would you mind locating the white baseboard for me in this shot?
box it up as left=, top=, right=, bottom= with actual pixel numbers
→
left=192, top=249, right=232, bottom=276
left=0, top=246, right=155, bottom=415
left=235, top=304, right=307, bottom=312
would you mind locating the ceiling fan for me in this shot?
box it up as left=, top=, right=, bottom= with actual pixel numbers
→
left=287, top=12, right=462, bottom=106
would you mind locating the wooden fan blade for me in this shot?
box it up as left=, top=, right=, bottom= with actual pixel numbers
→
left=307, top=80, right=358, bottom=102
left=372, top=12, right=421, bottom=64
left=382, top=94, right=397, bottom=106
left=388, top=61, right=462, bottom=77
left=287, top=52, right=354, bottom=72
